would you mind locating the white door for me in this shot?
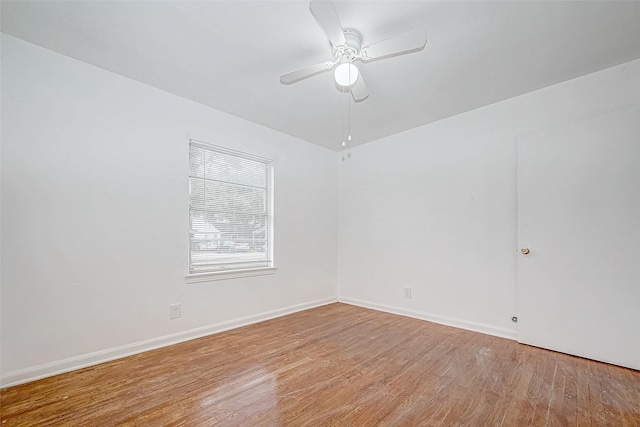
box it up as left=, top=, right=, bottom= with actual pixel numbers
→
left=517, top=105, right=640, bottom=370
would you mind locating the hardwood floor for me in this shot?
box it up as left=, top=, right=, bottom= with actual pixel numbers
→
left=2, top=303, right=639, bottom=426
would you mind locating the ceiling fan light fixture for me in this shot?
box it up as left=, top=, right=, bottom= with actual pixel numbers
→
left=334, top=63, right=359, bottom=87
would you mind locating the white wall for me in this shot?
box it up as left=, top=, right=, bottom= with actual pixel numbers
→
left=337, top=58, right=640, bottom=338
left=0, top=34, right=338, bottom=386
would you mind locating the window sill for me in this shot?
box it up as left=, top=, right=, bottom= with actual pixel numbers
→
left=186, top=267, right=277, bottom=283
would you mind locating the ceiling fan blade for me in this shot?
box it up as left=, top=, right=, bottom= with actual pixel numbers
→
left=350, top=73, right=369, bottom=102
left=309, top=0, right=346, bottom=47
left=360, top=29, right=427, bottom=62
left=280, top=60, right=335, bottom=85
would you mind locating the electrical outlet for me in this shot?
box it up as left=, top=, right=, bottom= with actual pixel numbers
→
left=170, top=304, right=181, bottom=319
left=403, top=288, right=412, bottom=299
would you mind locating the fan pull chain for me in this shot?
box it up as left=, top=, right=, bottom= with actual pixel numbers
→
left=341, top=84, right=346, bottom=147
left=340, top=63, right=355, bottom=149
left=343, top=64, right=352, bottom=147
left=348, top=65, right=352, bottom=143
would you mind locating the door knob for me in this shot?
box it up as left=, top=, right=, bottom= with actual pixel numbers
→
left=521, top=247, right=530, bottom=255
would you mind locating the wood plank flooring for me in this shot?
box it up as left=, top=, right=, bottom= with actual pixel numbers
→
left=2, top=303, right=639, bottom=426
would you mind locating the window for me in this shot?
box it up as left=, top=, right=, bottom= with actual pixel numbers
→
left=188, top=140, right=273, bottom=276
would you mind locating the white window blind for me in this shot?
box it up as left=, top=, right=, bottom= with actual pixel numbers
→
left=189, top=141, right=272, bottom=274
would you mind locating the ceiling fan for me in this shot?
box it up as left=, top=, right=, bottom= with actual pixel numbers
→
left=280, top=1, right=427, bottom=102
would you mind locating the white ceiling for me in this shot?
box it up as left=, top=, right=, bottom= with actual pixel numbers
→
left=2, top=1, right=640, bottom=151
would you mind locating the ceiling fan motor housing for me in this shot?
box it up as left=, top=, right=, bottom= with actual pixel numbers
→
left=335, top=28, right=362, bottom=63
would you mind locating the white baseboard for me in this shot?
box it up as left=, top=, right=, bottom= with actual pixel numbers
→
left=338, top=297, right=517, bottom=341
left=1, top=297, right=338, bottom=388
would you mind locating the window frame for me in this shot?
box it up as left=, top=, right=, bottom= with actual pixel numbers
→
left=186, top=139, right=275, bottom=282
